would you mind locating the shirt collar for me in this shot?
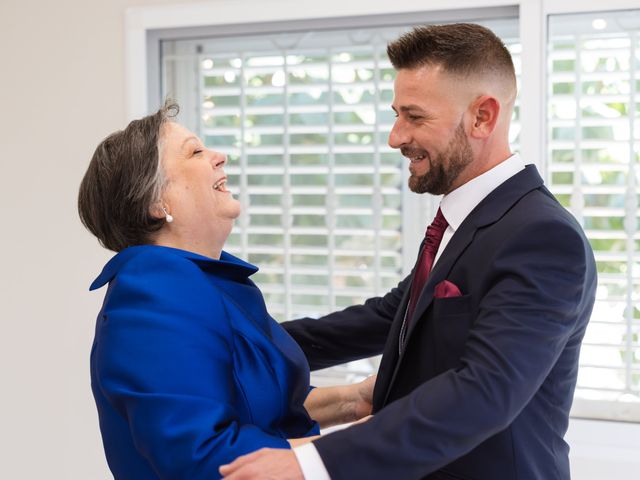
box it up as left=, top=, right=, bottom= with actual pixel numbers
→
left=89, top=245, right=258, bottom=290
left=440, top=153, right=526, bottom=231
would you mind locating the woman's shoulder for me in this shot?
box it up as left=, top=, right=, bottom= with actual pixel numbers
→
left=91, top=245, right=208, bottom=291
left=122, top=246, right=214, bottom=292
left=95, top=246, right=223, bottom=315
left=98, top=246, right=231, bottom=335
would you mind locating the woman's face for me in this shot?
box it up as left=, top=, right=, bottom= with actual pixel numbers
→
left=159, top=122, right=240, bottom=242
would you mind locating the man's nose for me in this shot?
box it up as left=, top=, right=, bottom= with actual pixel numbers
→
left=388, top=120, right=408, bottom=149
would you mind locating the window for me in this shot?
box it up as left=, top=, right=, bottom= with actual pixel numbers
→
left=548, top=9, right=640, bottom=419
left=159, top=16, right=520, bottom=382
left=137, top=0, right=639, bottom=421
left=164, top=28, right=408, bottom=319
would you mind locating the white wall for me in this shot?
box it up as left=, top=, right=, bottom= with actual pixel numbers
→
left=567, top=419, right=640, bottom=479
left=0, top=1, right=194, bottom=478
left=0, top=0, right=638, bottom=479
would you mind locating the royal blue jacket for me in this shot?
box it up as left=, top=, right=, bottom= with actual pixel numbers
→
left=89, top=245, right=318, bottom=479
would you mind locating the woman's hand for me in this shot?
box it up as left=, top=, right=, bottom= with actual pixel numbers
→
left=303, top=375, right=377, bottom=429
left=352, top=374, right=376, bottom=420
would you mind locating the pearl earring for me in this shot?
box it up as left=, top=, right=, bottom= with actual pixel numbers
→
left=162, top=207, right=174, bottom=223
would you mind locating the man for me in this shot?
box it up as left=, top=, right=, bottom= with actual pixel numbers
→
left=220, top=23, right=596, bottom=480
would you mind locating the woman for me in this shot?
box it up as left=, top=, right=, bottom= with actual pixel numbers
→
left=78, top=101, right=373, bottom=479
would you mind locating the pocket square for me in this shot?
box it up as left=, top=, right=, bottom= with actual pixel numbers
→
left=434, top=280, right=462, bottom=298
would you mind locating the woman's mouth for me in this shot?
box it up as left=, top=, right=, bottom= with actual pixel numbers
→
left=212, top=178, right=229, bottom=193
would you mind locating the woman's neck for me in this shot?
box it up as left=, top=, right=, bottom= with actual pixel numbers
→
left=151, top=224, right=230, bottom=260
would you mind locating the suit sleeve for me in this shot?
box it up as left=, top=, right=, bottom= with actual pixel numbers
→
left=312, top=218, right=596, bottom=479
left=93, top=253, right=289, bottom=479
left=281, top=275, right=410, bottom=370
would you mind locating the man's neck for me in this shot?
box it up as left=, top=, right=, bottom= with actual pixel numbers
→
left=447, top=144, right=513, bottom=194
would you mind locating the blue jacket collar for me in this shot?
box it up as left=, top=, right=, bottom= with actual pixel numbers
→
left=89, top=245, right=258, bottom=290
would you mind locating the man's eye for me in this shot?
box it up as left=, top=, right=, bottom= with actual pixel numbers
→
left=193, top=149, right=203, bottom=155
left=408, top=115, right=422, bottom=121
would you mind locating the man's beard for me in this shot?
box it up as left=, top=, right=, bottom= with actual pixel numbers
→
left=407, top=121, right=473, bottom=195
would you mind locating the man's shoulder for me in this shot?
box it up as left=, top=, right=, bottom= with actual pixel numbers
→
left=515, top=186, right=583, bottom=230
left=476, top=186, right=591, bottom=259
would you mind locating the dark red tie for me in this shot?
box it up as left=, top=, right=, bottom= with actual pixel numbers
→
left=406, top=208, right=449, bottom=322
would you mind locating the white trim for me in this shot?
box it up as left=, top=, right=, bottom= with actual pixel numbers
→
left=543, top=0, right=640, bottom=15
left=128, top=0, right=516, bottom=29
left=572, top=397, right=640, bottom=423
left=125, top=9, right=148, bottom=120
left=517, top=0, right=545, bottom=172
left=125, top=0, right=517, bottom=119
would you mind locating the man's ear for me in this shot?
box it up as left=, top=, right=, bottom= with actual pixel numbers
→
left=468, top=95, right=500, bottom=139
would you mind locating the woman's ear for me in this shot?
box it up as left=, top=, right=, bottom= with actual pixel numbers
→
left=149, top=202, right=166, bottom=220
left=468, top=95, right=500, bottom=139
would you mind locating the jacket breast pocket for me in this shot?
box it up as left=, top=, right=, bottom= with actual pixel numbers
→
left=432, top=294, right=472, bottom=318
left=432, top=294, right=473, bottom=370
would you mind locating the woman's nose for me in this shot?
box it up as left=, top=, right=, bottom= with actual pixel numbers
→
left=210, top=151, right=227, bottom=168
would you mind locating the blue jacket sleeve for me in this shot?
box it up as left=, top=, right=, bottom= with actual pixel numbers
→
left=93, top=252, right=289, bottom=479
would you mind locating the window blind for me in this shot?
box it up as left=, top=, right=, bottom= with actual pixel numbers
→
left=548, top=10, right=640, bottom=420
left=161, top=18, right=520, bottom=383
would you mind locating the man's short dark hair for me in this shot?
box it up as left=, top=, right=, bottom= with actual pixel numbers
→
left=78, top=100, right=179, bottom=252
left=387, top=23, right=515, bottom=84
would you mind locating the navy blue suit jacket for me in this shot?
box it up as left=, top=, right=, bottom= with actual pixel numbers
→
left=90, top=245, right=318, bottom=480
left=283, top=165, right=596, bottom=479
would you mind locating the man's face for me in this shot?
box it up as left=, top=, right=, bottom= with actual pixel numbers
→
left=389, top=66, right=474, bottom=195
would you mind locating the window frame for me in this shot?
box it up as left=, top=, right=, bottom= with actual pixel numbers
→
left=125, top=0, right=640, bottom=422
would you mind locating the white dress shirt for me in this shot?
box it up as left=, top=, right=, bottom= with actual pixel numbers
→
left=293, top=153, right=526, bottom=479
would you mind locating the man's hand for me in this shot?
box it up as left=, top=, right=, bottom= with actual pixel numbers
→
left=219, top=448, right=304, bottom=480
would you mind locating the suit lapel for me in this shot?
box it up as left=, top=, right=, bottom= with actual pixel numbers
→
left=378, top=222, right=478, bottom=407
left=372, top=286, right=410, bottom=409
left=404, top=221, right=477, bottom=341
left=378, top=164, right=545, bottom=406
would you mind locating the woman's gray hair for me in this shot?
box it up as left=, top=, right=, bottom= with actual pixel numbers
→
left=78, top=100, right=179, bottom=252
